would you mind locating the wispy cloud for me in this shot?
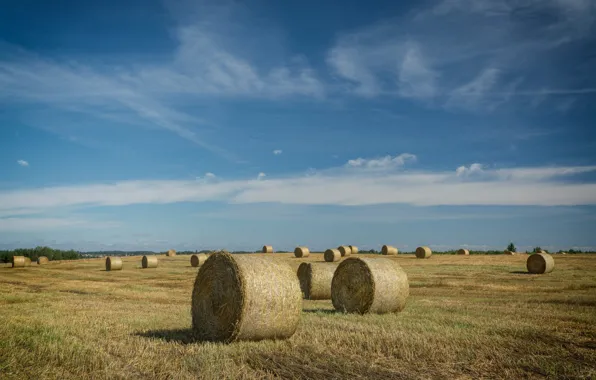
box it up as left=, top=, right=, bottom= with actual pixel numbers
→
left=273, top=149, right=283, bottom=155
left=17, top=160, right=29, bottom=167
left=346, top=153, right=417, bottom=170
left=0, top=217, right=119, bottom=231
left=1, top=157, right=595, bottom=213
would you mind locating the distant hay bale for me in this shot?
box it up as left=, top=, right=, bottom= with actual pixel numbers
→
left=331, top=257, right=409, bottom=314
left=166, top=249, right=176, bottom=257
left=262, top=245, right=273, bottom=253
left=381, top=245, right=398, bottom=255
left=12, top=256, right=26, bottom=268
left=191, top=251, right=301, bottom=342
left=338, top=245, right=352, bottom=257
left=527, top=253, right=555, bottom=274
left=349, top=245, right=359, bottom=254
left=457, top=249, right=470, bottom=256
left=324, top=249, right=341, bottom=262
left=24, top=257, right=32, bottom=266
left=142, top=255, right=158, bottom=269
left=297, top=262, right=339, bottom=300
left=504, top=250, right=516, bottom=255
left=37, top=256, right=49, bottom=265
left=294, top=246, right=310, bottom=258
left=415, top=246, right=432, bottom=259
left=106, top=257, right=123, bottom=271
left=190, top=254, right=208, bottom=267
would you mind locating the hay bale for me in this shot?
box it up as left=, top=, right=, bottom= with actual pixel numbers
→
left=527, top=253, right=554, bottom=274
left=331, top=257, right=409, bottom=314
left=297, top=262, right=339, bottom=300
left=262, top=245, right=273, bottom=253
left=12, top=256, right=26, bottom=268
left=381, top=245, right=398, bottom=255
left=37, top=256, right=49, bottom=265
left=166, top=249, right=176, bottom=257
left=191, top=251, right=301, bottom=342
left=457, top=249, right=470, bottom=256
left=106, top=257, right=123, bottom=271
left=504, top=250, right=516, bottom=255
left=338, top=245, right=352, bottom=257
left=24, top=257, right=32, bottom=266
left=324, top=249, right=341, bottom=262
left=349, top=245, right=359, bottom=254
left=142, top=255, right=158, bottom=269
left=415, top=246, right=432, bottom=259
left=294, top=246, right=310, bottom=258
left=191, top=254, right=208, bottom=267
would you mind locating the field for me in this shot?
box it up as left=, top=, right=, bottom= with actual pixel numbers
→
left=1, top=253, right=595, bottom=379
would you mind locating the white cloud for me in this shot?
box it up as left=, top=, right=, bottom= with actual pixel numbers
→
left=347, top=153, right=417, bottom=170
left=273, top=149, right=283, bottom=155
left=0, top=218, right=119, bottom=231
left=398, top=45, right=438, bottom=99
left=17, top=160, right=29, bottom=167
left=455, top=163, right=485, bottom=177
left=0, top=161, right=595, bottom=213
left=205, top=172, right=216, bottom=178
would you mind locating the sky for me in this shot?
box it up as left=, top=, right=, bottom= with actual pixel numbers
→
left=0, top=0, right=595, bottom=252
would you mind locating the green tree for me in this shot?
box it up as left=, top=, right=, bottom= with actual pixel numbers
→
left=506, top=242, right=516, bottom=252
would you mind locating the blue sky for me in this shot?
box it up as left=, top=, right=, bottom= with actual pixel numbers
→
left=1, top=0, right=595, bottom=252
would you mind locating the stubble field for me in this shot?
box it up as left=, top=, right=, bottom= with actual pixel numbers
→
left=1, top=253, right=595, bottom=379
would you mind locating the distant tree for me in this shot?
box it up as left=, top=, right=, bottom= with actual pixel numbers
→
left=532, top=247, right=545, bottom=253
left=506, top=242, right=516, bottom=252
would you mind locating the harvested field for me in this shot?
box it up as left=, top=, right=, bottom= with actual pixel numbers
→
left=0, top=253, right=595, bottom=379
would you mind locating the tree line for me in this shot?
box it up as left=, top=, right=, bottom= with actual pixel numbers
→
left=0, top=246, right=81, bottom=263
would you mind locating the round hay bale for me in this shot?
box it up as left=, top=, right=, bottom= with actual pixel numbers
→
left=381, top=245, right=398, bottom=255
left=297, top=262, right=339, bottom=300
left=191, top=251, right=301, bottom=342
left=24, top=257, right=32, bottom=266
left=262, top=245, right=273, bottom=253
left=504, top=250, right=516, bottom=255
left=338, top=245, right=352, bottom=257
left=294, top=246, right=310, bottom=258
left=166, top=249, right=176, bottom=257
left=415, top=246, right=432, bottom=259
left=457, top=249, right=470, bottom=256
left=190, top=254, right=208, bottom=267
left=324, top=249, right=341, bottom=262
left=349, top=245, right=359, bottom=254
left=142, top=255, right=158, bottom=269
left=106, top=257, right=123, bottom=271
left=331, top=257, right=409, bottom=314
left=37, top=256, right=49, bottom=265
left=12, top=256, right=26, bottom=268
left=527, top=253, right=554, bottom=274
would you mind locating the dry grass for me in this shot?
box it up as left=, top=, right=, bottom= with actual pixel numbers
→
left=1, top=253, right=595, bottom=379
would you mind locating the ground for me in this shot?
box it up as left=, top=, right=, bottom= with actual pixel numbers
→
left=1, top=253, right=595, bottom=379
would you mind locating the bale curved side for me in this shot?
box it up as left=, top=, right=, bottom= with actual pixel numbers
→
left=527, top=253, right=555, bottom=274
left=297, top=262, right=339, bottom=300
left=106, top=257, right=123, bottom=271
left=457, top=249, right=470, bottom=256
left=338, top=246, right=352, bottom=257
left=262, top=245, right=273, bottom=253
left=415, top=246, right=432, bottom=259
left=191, top=252, right=301, bottom=342
left=24, top=257, right=32, bottom=266
left=12, top=256, right=26, bottom=268
left=191, top=254, right=208, bottom=267
left=349, top=245, right=359, bottom=254
left=166, top=249, right=176, bottom=257
left=504, top=250, right=516, bottom=255
left=331, top=257, right=409, bottom=314
left=381, top=245, right=398, bottom=255
left=142, top=256, right=158, bottom=269
left=324, top=249, right=341, bottom=262
left=37, top=256, right=49, bottom=265
left=294, top=247, right=310, bottom=258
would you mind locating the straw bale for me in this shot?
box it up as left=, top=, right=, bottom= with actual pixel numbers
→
left=294, top=246, right=310, bottom=258
left=142, top=255, right=158, bottom=269
left=349, top=245, right=359, bottom=254
left=191, top=254, right=208, bottom=267
left=338, top=246, right=352, bottom=257
left=324, top=249, right=341, bottom=262
left=37, top=256, right=49, bottom=265
left=331, top=257, right=409, bottom=314
left=106, top=256, right=123, bottom=271
left=191, top=252, right=301, bottom=342
left=12, top=256, right=26, bottom=268
left=381, top=245, right=398, bottom=255
left=527, top=253, right=555, bottom=274
left=457, top=249, right=470, bottom=256
left=415, top=246, right=432, bottom=259
left=166, top=249, right=176, bottom=257
left=297, top=262, right=338, bottom=300
left=262, top=245, right=273, bottom=253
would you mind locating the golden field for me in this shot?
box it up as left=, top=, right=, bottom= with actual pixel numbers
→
left=1, top=253, right=595, bottom=379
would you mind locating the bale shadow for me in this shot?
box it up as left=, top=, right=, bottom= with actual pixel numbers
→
left=134, top=328, right=198, bottom=344
left=510, top=271, right=532, bottom=275
left=303, top=308, right=338, bottom=315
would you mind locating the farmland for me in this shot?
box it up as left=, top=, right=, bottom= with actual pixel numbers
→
left=1, top=253, right=595, bottom=379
